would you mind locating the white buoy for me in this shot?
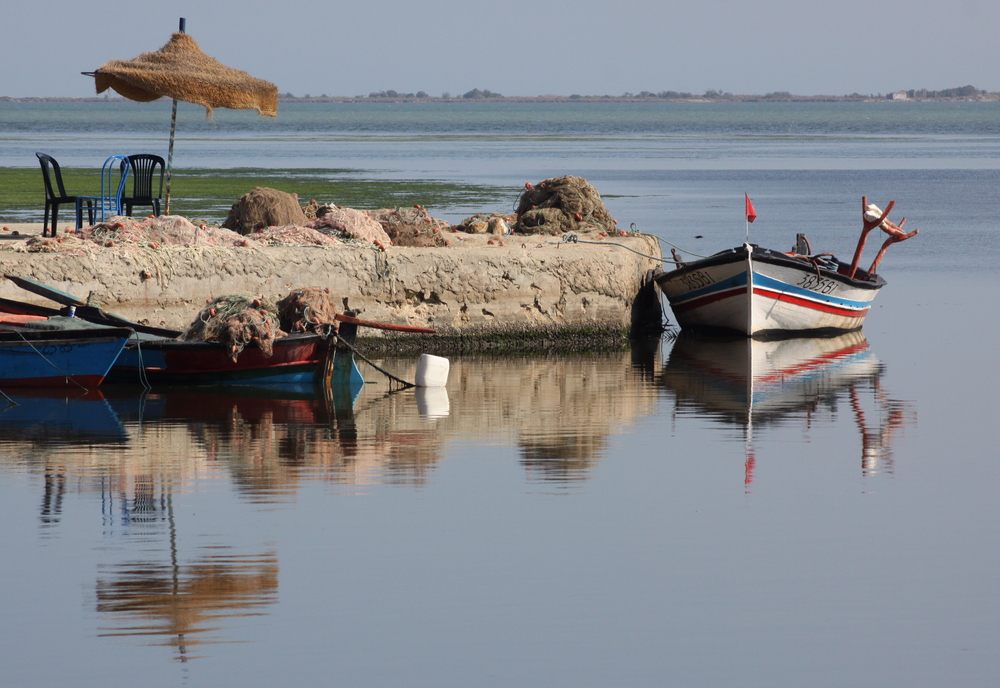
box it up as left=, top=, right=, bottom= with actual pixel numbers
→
left=415, top=353, right=449, bottom=387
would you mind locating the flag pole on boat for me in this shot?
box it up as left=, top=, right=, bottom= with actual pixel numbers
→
left=745, top=192, right=757, bottom=242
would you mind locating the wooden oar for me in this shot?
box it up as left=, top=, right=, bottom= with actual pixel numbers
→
left=4, top=274, right=87, bottom=307
left=3, top=275, right=177, bottom=337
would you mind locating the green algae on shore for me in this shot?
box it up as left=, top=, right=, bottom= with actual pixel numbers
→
left=0, top=167, right=511, bottom=225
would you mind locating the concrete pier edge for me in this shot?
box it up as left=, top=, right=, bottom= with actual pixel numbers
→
left=0, top=225, right=663, bottom=351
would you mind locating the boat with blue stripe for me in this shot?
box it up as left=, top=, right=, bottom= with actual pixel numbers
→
left=656, top=196, right=918, bottom=336
left=0, top=323, right=132, bottom=388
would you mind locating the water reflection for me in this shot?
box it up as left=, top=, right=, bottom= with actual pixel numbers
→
left=105, top=384, right=440, bottom=494
left=445, top=356, right=659, bottom=484
left=0, top=388, right=127, bottom=446
left=0, top=389, right=127, bottom=530
left=660, top=331, right=915, bottom=481
left=0, top=351, right=919, bottom=663
left=97, top=546, right=278, bottom=661
left=0, top=357, right=660, bottom=501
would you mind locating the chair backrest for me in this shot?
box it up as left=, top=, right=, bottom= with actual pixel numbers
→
left=36, top=152, right=69, bottom=200
left=101, top=155, right=131, bottom=218
left=123, top=154, right=165, bottom=200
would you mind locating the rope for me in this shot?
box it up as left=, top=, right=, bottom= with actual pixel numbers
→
left=334, top=334, right=415, bottom=390
left=548, top=232, right=673, bottom=263
left=541, top=223, right=710, bottom=265
left=651, top=235, right=711, bottom=260
left=0, top=386, right=17, bottom=407
left=786, top=252, right=839, bottom=278
left=131, top=332, right=151, bottom=389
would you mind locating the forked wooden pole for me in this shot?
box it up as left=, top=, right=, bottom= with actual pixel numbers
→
left=849, top=196, right=894, bottom=278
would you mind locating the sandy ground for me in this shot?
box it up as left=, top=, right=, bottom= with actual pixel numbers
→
left=0, top=223, right=45, bottom=239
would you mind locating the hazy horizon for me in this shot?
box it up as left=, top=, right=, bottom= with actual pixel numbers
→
left=5, top=1, right=999, bottom=100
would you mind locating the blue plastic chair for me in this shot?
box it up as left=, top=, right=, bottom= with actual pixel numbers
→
left=75, top=155, right=131, bottom=229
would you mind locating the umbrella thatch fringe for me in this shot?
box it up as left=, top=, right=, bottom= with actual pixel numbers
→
left=94, top=32, right=278, bottom=117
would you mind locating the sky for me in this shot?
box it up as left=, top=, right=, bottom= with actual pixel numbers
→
left=4, top=0, right=999, bottom=98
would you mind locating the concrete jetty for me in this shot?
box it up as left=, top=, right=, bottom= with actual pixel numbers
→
left=0, top=224, right=663, bottom=350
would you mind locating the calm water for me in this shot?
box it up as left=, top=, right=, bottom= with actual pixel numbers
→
left=2, top=101, right=1000, bottom=687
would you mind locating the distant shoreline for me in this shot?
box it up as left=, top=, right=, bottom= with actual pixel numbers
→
left=3, top=94, right=1000, bottom=104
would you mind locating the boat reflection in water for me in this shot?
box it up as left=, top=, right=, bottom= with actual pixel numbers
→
left=0, top=388, right=127, bottom=446
left=660, top=331, right=914, bottom=483
left=0, top=356, right=657, bottom=659
left=0, top=389, right=128, bottom=530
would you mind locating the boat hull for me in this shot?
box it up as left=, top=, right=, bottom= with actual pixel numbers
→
left=108, top=334, right=348, bottom=386
left=656, top=244, right=885, bottom=336
left=0, top=328, right=132, bottom=387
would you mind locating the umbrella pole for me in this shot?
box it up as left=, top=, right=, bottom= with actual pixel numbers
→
left=164, top=18, right=185, bottom=216
left=165, top=97, right=177, bottom=215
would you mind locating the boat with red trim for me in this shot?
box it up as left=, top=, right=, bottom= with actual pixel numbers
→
left=655, top=196, right=919, bottom=336
left=0, top=317, right=132, bottom=388
left=0, top=277, right=433, bottom=388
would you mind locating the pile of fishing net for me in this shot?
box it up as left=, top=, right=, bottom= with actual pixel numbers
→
left=301, top=199, right=322, bottom=220
left=307, top=205, right=392, bottom=247
left=222, top=187, right=309, bottom=234
left=452, top=213, right=513, bottom=235
left=9, top=234, right=105, bottom=255
left=276, top=287, right=340, bottom=334
left=513, top=175, right=617, bottom=235
left=179, top=294, right=284, bottom=362
left=252, top=224, right=342, bottom=247
left=367, top=206, right=450, bottom=247
left=81, top=215, right=252, bottom=248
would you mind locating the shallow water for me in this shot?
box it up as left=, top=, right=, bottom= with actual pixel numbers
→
left=2, top=102, right=1000, bottom=686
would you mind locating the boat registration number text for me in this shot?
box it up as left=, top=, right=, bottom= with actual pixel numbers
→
left=796, top=274, right=839, bottom=294
left=678, top=270, right=715, bottom=290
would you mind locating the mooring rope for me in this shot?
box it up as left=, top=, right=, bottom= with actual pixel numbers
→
left=0, top=385, right=17, bottom=406
left=334, top=334, right=415, bottom=390
left=131, top=331, right=151, bottom=389
left=13, top=330, right=89, bottom=392
left=544, top=223, right=710, bottom=264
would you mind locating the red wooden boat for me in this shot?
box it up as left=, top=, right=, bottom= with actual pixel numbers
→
left=0, top=276, right=434, bottom=388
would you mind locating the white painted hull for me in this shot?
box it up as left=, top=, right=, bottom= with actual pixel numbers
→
left=656, top=244, right=885, bottom=336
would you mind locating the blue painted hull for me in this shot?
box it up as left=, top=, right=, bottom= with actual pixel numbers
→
left=0, top=328, right=131, bottom=387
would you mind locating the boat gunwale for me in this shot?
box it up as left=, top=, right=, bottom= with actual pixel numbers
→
left=0, top=326, right=134, bottom=345
left=121, top=331, right=327, bottom=352
left=656, top=244, right=887, bottom=292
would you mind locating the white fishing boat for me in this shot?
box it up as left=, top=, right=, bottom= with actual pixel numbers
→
left=655, top=196, right=919, bottom=336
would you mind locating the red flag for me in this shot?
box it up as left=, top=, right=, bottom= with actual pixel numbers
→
left=745, top=193, right=757, bottom=223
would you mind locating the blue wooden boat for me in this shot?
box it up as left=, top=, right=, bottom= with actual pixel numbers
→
left=0, top=295, right=362, bottom=389
left=0, top=275, right=431, bottom=390
left=0, top=324, right=132, bottom=388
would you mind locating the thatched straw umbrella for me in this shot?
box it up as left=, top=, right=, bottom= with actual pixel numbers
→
left=86, top=19, right=278, bottom=214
